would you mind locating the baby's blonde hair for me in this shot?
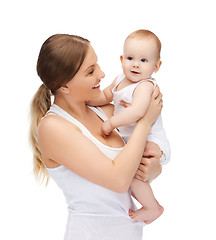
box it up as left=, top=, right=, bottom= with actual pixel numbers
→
left=125, top=29, right=161, bottom=59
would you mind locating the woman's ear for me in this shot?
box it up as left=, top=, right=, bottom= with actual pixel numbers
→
left=59, top=84, right=70, bottom=94
left=154, top=60, right=162, bottom=73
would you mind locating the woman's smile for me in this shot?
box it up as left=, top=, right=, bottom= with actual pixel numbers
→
left=92, top=83, right=100, bottom=89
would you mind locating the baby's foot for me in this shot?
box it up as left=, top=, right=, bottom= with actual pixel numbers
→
left=129, top=205, right=164, bottom=224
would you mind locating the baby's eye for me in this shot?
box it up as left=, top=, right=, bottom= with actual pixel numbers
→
left=141, top=58, right=147, bottom=62
left=127, top=57, right=133, bottom=60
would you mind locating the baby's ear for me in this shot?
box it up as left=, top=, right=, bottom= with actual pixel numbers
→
left=120, top=55, right=123, bottom=63
left=154, top=60, right=162, bottom=73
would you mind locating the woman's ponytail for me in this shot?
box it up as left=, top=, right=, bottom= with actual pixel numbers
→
left=29, top=84, right=51, bottom=184
left=30, top=34, right=90, bottom=184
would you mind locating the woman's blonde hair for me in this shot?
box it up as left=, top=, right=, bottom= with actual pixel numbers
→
left=29, top=34, right=90, bottom=184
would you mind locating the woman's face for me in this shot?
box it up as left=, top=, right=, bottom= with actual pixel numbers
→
left=65, top=45, right=105, bottom=102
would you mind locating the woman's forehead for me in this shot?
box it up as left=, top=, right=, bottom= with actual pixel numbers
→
left=81, top=45, right=98, bottom=72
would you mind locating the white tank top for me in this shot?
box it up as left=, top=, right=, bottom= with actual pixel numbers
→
left=44, top=104, right=144, bottom=240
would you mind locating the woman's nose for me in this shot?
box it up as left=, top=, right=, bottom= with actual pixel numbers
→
left=98, top=65, right=105, bottom=79
left=101, top=70, right=105, bottom=79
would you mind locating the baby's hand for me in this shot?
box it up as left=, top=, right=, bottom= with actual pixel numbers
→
left=102, top=120, right=113, bottom=137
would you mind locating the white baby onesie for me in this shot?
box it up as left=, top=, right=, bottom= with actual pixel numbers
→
left=112, top=73, right=171, bottom=163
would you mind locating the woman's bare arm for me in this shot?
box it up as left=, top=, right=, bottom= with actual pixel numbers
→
left=38, top=87, right=162, bottom=193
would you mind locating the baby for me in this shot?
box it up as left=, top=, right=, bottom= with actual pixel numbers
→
left=88, top=30, right=169, bottom=223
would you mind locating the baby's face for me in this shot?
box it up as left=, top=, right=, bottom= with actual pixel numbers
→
left=121, top=38, right=160, bottom=82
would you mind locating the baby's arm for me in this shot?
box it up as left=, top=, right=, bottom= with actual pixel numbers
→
left=102, top=81, right=154, bottom=135
left=87, top=78, right=117, bottom=106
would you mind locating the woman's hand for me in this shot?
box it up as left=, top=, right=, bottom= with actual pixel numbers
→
left=143, top=141, right=163, bottom=159
left=134, top=156, right=162, bottom=183
left=120, top=86, right=163, bottom=127
left=140, top=86, right=163, bottom=127
left=134, top=141, right=163, bottom=183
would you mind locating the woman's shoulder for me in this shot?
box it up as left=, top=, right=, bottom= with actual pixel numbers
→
left=38, top=114, right=82, bottom=160
left=38, top=114, right=81, bottom=141
left=100, top=104, right=114, bottom=118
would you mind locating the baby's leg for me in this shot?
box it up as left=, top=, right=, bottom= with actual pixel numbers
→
left=129, top=178, right=164, bottom=224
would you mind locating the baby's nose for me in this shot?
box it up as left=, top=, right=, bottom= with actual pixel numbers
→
left=133, top=61, right=140, bottom=68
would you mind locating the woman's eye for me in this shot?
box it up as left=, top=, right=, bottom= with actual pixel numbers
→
left=141, top=58, right=147, bottom=62
left=89, top=69, right=94, bottom=75
left=127, top=57, right=133, bottom=60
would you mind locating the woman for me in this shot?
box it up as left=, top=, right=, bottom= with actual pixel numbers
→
left=30, top=34, right=164, bottom=240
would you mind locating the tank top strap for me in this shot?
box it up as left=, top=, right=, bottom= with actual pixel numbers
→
left=41, top=104, right=124, bottom=150
left=112, top=73, right=125, bottom=91
left=44, top=104, right=109, bottom=129
left=41, top=110, right=60, bottom=121
left=138, top=77, right=157, bottom=89
left=87, top=106, right=109, bottom=122
left=46, top=104, right=85, bottom=130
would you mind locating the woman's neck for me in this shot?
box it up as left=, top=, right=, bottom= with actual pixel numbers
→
left=54, top=96, right=89, bottom=120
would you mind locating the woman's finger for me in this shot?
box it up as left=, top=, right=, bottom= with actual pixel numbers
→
left=134, top=174, right=143, bottom=181
left=155, top=92, right=163, bottom=102
left=151, top=85, right=160, bottom=99
left=137, top=165, right=145, bottom=173
left=140, top=157, right=151, bottom=166
left=134, top=172, right=148, bottom=182
left=136, top=168, right=145, bottom=175
left=160, top=99, right=163, bottom=107
left=136, top=169, right=149, bottom=181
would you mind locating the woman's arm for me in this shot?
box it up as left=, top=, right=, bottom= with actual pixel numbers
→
left=38, top=87, right=162, bottom=193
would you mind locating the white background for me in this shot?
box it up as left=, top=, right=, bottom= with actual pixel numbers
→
left=1, top=0, right=216, bottom=239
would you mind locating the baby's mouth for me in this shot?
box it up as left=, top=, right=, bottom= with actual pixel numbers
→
left=131, top=71, right=140, bottom=74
